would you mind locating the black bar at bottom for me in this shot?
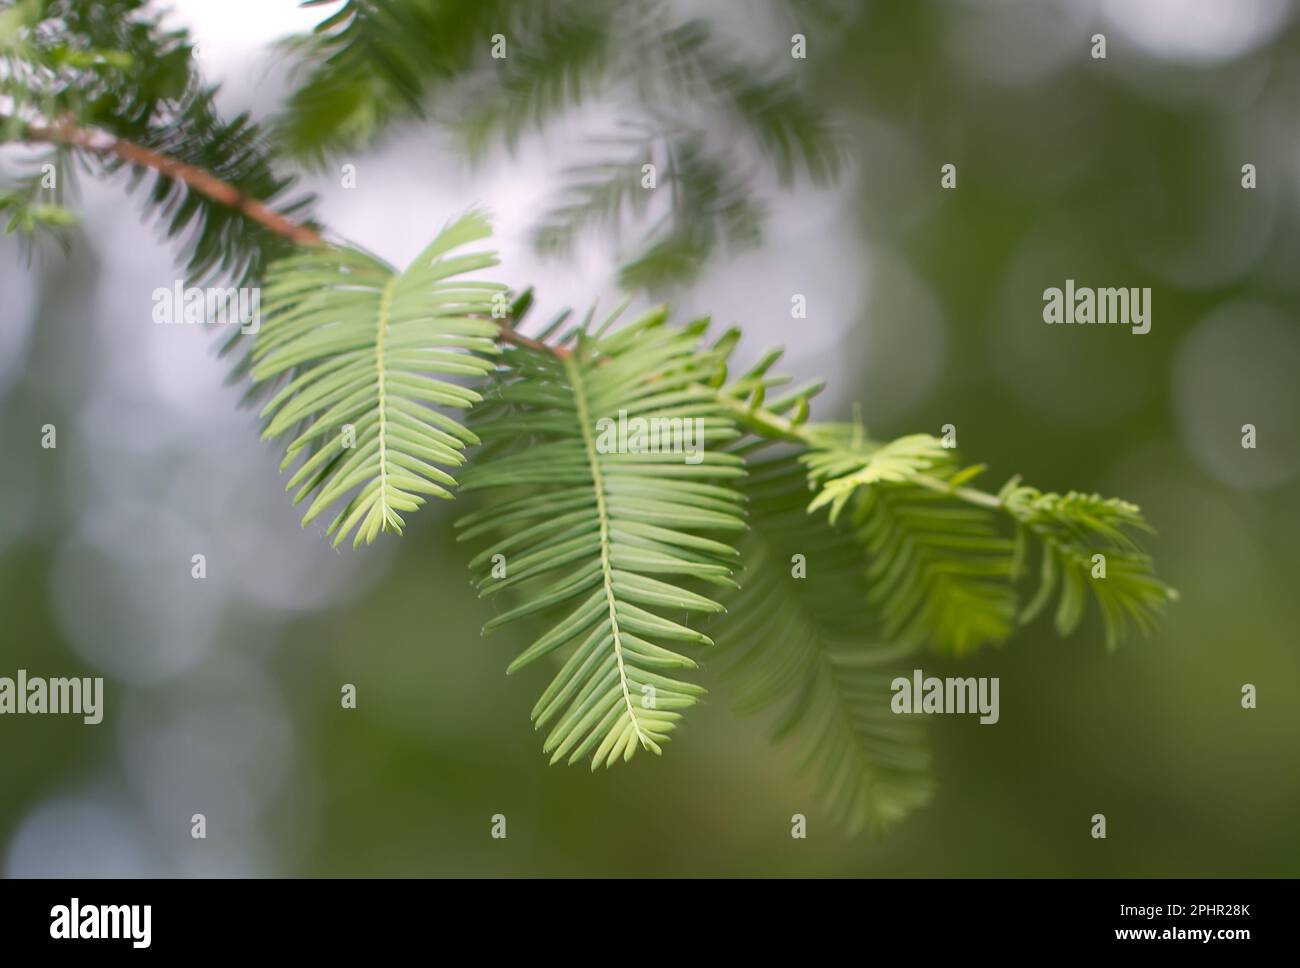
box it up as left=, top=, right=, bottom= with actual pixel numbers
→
left=0, top=876, right=1288, bottom=954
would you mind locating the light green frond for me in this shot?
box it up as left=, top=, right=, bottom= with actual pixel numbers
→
left=715, top=347, right=1176, bottom=657
left=456, top=308, right=746, bottom=767
left=802, top=430, right=950, bottom=522
left=797, top=426, right=1174, bottom=653
left=711, top=454, right=933, bottom=835
left=801, top=428, right=1017, bottom=654
left=1005, top=487, right=1178, bottom=649
left=251, top=211, right=504, bottom=548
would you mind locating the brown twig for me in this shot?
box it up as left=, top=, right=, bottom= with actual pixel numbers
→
left=496, top=326, right=569, bottom=357
left=22, top=119, right=325, bottom=247
left=467, top=313, right=570, bottom=357
left=19, top=116, right=568, bottom=355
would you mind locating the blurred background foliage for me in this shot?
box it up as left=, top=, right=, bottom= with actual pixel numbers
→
left=1, top=0, right=1298, bottom=875
left=276, top=0, right=840, bottom=288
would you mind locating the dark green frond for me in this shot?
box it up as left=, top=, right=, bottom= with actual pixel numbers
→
left=712, top=454, right=932, bottom=834
left=649, top=18, right=842, bottom=184
left=110, top=85, right=318, bottom=288
left=457, top=307, right=746, bottom=767
left=457, top=2, right=614, bottom=158
left=251, top=211, right=504, bottom=547
left=1, top=1, right=317, bottom=287
left=1, top=0, right=193, bottom=135
left=277, top=0, right=511, bottom=162
left=531, top=138, right=652, bottom=259
left=617, top=135, right=765, bottom=291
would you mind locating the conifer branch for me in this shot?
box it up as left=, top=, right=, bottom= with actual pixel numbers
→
left=17, top=117, right=326, bottom=247
left=11, top=116, right=561, bottom=356
left=713, top=389, right=1009, bottom=513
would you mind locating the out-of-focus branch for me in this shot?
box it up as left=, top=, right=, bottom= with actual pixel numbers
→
left=17, top=117, right=325, bottom=247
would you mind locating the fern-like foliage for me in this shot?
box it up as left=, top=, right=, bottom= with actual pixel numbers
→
left=852, top=477, right=1019, bottom=655
left=250, top=212, right=503, bottom=547
left=711, top=453, right=932, bottom=834
left=798, top=426, right=1176, bottom=654
left=802, top=428, right=1017, bottom=655
left=1005, top=486, right=1176, bottom=649
left=803, top=430, right=950, bottom=521
left=455, top=308, right=746, bottom=767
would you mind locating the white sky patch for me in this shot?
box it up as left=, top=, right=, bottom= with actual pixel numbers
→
left=1097, top=0, right=1294, bottom=64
